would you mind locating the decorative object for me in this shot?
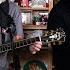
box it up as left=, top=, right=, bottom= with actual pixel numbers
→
left=23, top=60, right=48, bottom=70
left=21, top=0, right=29, bottom=7
left=31, top=0, right=48, bottom=8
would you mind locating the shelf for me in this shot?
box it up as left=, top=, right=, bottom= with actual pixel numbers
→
left=20, top=7, right=31, bottom=10
left=23, top=24, right=47, bottom=29
left=20, top=7, right=49, bottom=11
left=32, top=7, right=49, bottom=11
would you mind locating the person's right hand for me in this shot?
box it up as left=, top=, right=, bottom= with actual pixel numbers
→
left=29, top=41, right=42, bottom=54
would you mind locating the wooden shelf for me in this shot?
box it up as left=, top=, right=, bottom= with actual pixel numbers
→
left=20, top=7, right=49, bottom=11
left=23, top=24, right=47, bottom=29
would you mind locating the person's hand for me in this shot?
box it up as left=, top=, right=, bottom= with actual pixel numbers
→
left=13, top=35, right=23, bottom=42
left=29, top=41, right=42, bottom=54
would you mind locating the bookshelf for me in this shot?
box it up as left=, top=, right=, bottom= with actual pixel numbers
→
left=19, top=0, right=53, bottom=28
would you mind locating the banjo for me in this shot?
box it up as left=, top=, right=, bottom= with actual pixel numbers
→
left=0, top=28, right=66, bottom=53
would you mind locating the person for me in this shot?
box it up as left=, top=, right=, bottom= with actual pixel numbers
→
left=0, top=0, right=42, bottom=70
left=47, top=0, right=70, bottom=70
left=30, top=0, right=70, bottom=70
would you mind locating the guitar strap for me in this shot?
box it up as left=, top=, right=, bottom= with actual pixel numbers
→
left=0, top=2, right=15, bottom=27
left=0, top=3, right=16, bottom=43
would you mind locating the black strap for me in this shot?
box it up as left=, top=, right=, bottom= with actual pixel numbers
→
left=0, top=4, right=15, bottom=27
left=0, top=3, right=9, bottom=17
left=0, top=3, right=16, bottom=34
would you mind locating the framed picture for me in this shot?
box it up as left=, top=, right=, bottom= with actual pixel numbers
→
left=21, top=12, right=32, bottom=25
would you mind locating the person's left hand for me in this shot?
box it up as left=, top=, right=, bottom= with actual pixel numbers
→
left=29, top=41, right=42, bottom=54
left=13, top=35, right=23, bottom=42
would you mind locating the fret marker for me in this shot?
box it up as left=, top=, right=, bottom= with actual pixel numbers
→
left=39, top=35, right=41, bottom=42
